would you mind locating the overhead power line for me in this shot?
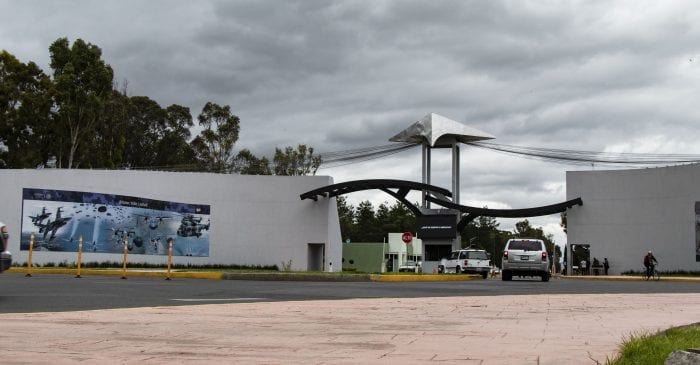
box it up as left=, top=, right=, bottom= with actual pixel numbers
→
left=124, top=140, right=700, bottom=173
left=317, top=142, right=418, bottom=168
left=466, top=141, right=700, bottom=167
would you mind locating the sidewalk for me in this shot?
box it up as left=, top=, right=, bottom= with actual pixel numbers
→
left=2, top=293, right=699, bottom=364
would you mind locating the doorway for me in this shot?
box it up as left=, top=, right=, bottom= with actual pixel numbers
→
left=307, top=243, right=325, bottom=271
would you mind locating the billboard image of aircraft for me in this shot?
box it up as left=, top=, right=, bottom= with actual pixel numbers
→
left=34, top=207, right=72, bottom=241
left=176, top=214, right=210, bottom=238
left=28, top=207, right=51, bottom=224
left=20, top=188, right=210, bottom=257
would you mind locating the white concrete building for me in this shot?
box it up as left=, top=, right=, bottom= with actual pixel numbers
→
left=385, top=232, right=423, bottom=272
left=0, top=169, right=341, bottom=271
left=566, top=164, right=700, bottom=274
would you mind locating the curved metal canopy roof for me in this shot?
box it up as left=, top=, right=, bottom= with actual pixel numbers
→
left=301, top=179, right=583, bottom=233
left=388, top=113, right=495, bottom=147
left=425, top=195, right=583, bottom=232
left=300, top=179, right=452, bottom=216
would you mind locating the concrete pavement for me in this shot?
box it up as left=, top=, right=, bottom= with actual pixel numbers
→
left=2, top=292, right=699, bottom=364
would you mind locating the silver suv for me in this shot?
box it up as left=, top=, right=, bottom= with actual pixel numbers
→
left=501, top=238, right=550, bottom=282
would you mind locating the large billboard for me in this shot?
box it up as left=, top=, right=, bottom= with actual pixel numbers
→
left=416, top=214, right=457, bottom=239
left=20, top=188, right=210, bottom=257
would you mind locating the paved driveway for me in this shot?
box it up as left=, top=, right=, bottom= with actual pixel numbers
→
left=2, top=292, right=699, bottom=364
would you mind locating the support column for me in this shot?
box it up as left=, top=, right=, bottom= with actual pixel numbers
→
left=452, top=143, right=460, bottom=205
left=421, top=142, right=431, bottom=209
left=452, top=142, right=461, bottom=251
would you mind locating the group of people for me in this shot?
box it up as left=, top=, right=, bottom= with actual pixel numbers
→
left=578, top=257, right=610, bottom=275
left=575, top=251, right=658, bottom=277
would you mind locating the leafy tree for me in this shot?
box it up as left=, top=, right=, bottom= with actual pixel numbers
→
left=153, top=104, right=198, bottom=169
left=233, top=149, right=272, bottom=175
left=336, top=196, right=355, bottom=243
left=0, top=50, right=53, bottom=168
left=354, top=200, right=382, bottom=242
left=387, top=201, right=416, bottom=233
left=273, top=144, right=321, bottom=176
left=375, top=202, right=392, bottom=231
left=122, top=96, right=167, bottom=168
left=49, top=38, right=114, bottom=168
left=191, top=102, right=240, bottom=172
left=89, top=89, right=129, bottom=168
left=560, top=212, right=568, bottom=233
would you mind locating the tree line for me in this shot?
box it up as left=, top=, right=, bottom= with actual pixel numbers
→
left=338, top=196, right=562, bottom=269
left=0, top=38, right=320, bottom=174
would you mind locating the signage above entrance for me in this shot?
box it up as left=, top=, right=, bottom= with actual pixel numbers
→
left=416, top=215, right=457, bottom=239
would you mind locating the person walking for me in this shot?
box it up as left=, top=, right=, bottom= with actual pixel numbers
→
left=603, top=258, right=610, bottom=275
left=0, top=222, right=11, bottom=272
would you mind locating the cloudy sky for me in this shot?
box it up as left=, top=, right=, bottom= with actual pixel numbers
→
left=3, top=0, right=700, bottom=245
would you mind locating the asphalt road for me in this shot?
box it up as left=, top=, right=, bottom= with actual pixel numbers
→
left=1, top=272, right=698, bottom=313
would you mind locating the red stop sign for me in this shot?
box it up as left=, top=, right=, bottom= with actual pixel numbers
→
left=401, top=232, right=412, bottom=244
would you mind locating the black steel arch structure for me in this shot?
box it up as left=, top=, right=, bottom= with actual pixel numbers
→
left=300, top=179, right=582, bottom=232
left=300, top=179, right=452, bottom=216
left=425, top=195, right=583, bottom=232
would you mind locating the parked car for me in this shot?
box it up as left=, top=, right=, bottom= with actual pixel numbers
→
left=0, top=222, right=11, bottom=273
left=501, top=238, right=550, bottom=282
left=399, top=260, right=422, bottom=273
left=438, top=249, right=491, bottom=278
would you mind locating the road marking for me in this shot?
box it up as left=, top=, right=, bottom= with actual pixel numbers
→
left=171, top=298, right=266, bottom=302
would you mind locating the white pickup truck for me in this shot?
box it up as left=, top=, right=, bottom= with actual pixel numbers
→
left=438, top=249, right=491, bottom=279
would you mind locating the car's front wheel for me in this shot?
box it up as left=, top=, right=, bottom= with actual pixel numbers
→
left=455, top=266, right=461, bottom=274
left=481, top=272, right=488, bottom=279
left=437, top=265, right=445, bottom=274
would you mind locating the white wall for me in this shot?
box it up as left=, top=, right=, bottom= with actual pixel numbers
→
left=0, top=169, right=341, bottom=271
left=567, top=164, right=700, bottom=274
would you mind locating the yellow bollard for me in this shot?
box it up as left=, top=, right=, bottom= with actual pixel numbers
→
left=165, top=238, right=173, bottom=281
left=121, top=237, right=128, bottom=279
left=75, top=235, right=83, bottom=278
left=26, top=232, right=35, bottom=277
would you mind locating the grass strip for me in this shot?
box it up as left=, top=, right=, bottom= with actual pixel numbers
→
left=607, top=324, right=700, bottom=365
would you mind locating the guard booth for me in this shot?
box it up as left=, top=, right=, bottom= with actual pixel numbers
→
left=385, top=233, right=423, bottom=272
left=416, top=211, right=459, bottom=273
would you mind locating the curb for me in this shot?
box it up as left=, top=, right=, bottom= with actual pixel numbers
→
left=222, top=272, right=372, bottom=281
left=560, top=275, right=700, bottom=283
left=370, top=274, right=479, bottom=282
left=7, top=267, right=223, bottom=280
left=7, top=268, right=481, bottom=282
left=223, top=273, right=479, bottom=282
